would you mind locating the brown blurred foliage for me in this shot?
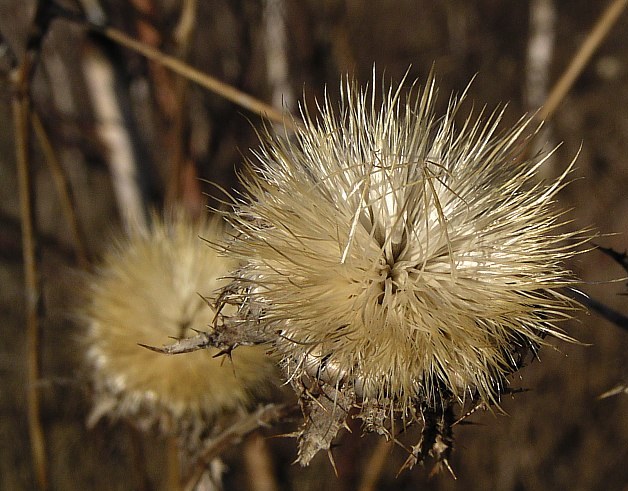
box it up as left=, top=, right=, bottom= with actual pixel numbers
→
left=0, top=0, right=627, bottom=490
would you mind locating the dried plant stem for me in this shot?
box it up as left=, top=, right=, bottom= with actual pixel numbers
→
left=31, top=111, right=90, bottom=269
left=13, top=81, right=48, bottom=491
left=243, top=432, right=278, bottom=491
left=540, top=0, right=628, bottom=121
left=101, top=26, right=300, bottom=131
left=357, top=439, right=393, bottom=491
left=165, top=0, right=201, bottom=211
left=11, top=2, right=51, bottom=484
left=182, top=404, right=294, bottom=491
left=167, top=436, right=183, bottom=491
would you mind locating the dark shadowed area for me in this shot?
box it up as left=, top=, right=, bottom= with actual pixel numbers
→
left=0, top=0, right=627, bottom=490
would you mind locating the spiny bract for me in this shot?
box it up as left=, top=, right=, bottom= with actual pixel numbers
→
left=224, top=74, right=584, bottom=423
left=84, top=212, right=276, bottom=433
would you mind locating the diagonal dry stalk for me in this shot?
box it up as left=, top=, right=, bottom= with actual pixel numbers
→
left=539, top=0, right=628, bottom=121
left=51, top=2, right=302, bottom=130
left=532, top=0, right=628, bottom=333
left=100, top=26, right=301, bottom=132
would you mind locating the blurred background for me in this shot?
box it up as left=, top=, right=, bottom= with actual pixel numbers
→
left=0, top=0, right=627, bottom=489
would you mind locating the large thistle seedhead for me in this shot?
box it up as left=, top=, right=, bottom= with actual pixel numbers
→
left=83, top=213, right=276, bottom=436
left=220, top=74, right=586, bottom=466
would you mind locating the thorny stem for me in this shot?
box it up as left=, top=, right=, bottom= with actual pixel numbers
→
left=539, top=0, right=628, bottom=121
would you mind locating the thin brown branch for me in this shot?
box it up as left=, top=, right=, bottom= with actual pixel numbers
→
left=31, top=111, right=90, bottom=269
left=182, top=404, right=296, bottom=491
left=0, top=211, right=73, bottom=263
left=100, top=26, right=301, bottom=131
left=11, top=1, right=54, bottom=487
left=539, top=0, right=628, bottom=121
left=13, top=68, right=48, bottom=491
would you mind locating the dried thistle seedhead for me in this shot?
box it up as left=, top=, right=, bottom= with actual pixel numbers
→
left=220, top=73, right=588, bottom=467
left=83, top=212, right=276, bottom=435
